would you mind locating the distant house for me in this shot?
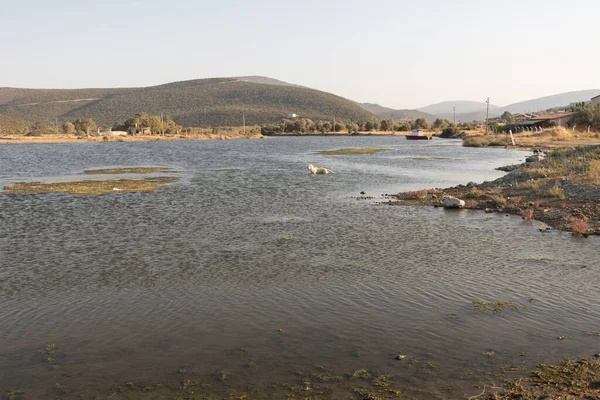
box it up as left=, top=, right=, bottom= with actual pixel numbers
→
left=128, top=125, right=151, bottom=135
left=530, top=112, right=573, bottom=128
left=513, top=113, right=535, bottom=122
left=591, top=94, right=600, bottom=105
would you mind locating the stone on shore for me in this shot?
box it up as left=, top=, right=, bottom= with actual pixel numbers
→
left=442, top=197, right=466, bottom=209
left=526, top=154, right=543, bottom=163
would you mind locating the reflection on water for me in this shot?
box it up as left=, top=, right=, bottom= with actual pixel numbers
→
left=0, top=137, right=599, bottom=398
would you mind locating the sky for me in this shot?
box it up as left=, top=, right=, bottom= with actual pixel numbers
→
left=1, top=0, right=599, bottom=109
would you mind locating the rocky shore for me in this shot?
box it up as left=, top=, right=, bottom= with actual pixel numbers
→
left=383, top=145, right=600, bottom=236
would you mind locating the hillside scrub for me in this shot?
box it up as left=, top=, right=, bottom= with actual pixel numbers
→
left=0, top=78, right=375, bottom=128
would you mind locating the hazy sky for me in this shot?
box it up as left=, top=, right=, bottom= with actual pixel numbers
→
left=1, top=0, right=599, bottom=108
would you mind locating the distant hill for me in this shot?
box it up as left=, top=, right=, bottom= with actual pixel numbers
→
left=417, top=100, right=501, bottom=116
left=358, top=103, right=435, bottom=122
left=0, top=77, right=375, bottom=128
left=417, top=90, right=600, bottom=121
left=436, top=110, right=502, bottom=122
left=502, top=89, right=600, bottom=113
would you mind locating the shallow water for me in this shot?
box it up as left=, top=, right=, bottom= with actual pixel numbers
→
left=1, top=136, right=599, bottom=399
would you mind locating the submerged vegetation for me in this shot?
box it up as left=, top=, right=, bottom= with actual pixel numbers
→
left=83, top=167, right=173, bottom=174
left=2, top=176, right=178, bottom=195
left=317, top=148, right=391, bottom=155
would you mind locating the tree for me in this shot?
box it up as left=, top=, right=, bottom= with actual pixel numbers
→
left=412, top=118, right=430, bottom=130
left=394, top=122, right=411, bottom=131
left=380, top=119, right=394, bottom=131
left=433, top=118, right=449, bottom=130
left=345, top=122, right=359, bottom=133
left=74, top=118, right=97, bottom=137
left=27, top=122, right=52, bottom=136
left=500, top=111, right=516, bottom=124
left=62, top=121, right=75, bottom=135
left=372, top=120, right=380, bottom=131
left=334, top=122, right=345, bottom=132
left=364, top=121, right=375, bottom=131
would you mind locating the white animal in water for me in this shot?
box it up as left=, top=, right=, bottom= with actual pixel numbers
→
left=308, top=164, right=334, bottom=175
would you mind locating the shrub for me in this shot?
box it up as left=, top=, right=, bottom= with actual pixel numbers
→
left=440, top=126, right=460, bottom=138
left=571, top=218, right=589, bottom=236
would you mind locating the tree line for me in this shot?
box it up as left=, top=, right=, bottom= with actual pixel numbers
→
left=25, top=113, right=183, bottom=137
left=260, top=117, right=439, bottom=135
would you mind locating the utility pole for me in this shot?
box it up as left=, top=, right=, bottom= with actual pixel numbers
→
left=485, top=97, right=490, bottom=135
left=453, top=106, right=456, bottom=126
left=242, top=109, right=246, bottom=135
left=160, top=112, right=164, bottom=136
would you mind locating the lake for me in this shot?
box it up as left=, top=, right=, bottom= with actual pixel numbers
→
left=1, top=136, right=598, bottom=399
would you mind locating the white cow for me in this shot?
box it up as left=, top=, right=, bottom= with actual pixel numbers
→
left=308, top=164, right=334, bottom=175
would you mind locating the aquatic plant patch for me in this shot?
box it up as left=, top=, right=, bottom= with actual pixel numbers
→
left=2, top=176, right=178, bottom=195
left=316, top=148, right=391, bottom=155
left=83, top=167, right=172, bottom=174
left=471, top=301, right=528, bottom=313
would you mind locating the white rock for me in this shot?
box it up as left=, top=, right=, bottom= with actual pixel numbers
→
left=443, top=196, right=466, bottom=209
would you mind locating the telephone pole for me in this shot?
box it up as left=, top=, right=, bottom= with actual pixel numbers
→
left=453, top=106, right=456, bottom=126
left=485, top=97, right=490, bottom=135
left=160, top=112, right=164, bottom=136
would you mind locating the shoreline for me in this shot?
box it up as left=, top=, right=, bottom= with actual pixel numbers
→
left=383, top=144, right=600, bottom=236
left=0, top=130, right=419, bottom=145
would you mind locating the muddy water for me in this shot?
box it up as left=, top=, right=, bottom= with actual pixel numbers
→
left=0, top=137, right=599, bottom=399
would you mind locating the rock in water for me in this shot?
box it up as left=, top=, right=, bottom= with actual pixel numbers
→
left=442, top=197, right=466, bottom=209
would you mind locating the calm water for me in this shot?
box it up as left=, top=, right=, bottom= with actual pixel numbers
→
left=1, top=136, right=599, bottom=399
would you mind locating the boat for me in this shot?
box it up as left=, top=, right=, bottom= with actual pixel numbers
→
left=406, top=129, right=432, bottom=140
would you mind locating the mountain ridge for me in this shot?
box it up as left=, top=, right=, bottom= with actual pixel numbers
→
left=0, top=77, right=374, bottom=128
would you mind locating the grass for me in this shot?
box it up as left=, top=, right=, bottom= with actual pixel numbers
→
left=316, top=148, right=391, bottom=155
left=463, top=187, right=485, bottom=199
left=2, top=176, right=178, bottom=195
left=83, top=167, right=172, bottom=174
left=517, top=179, right=543, bottom=194
left=544, top=185, right=566, bottom=200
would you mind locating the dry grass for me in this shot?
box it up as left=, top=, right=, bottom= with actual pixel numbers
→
left=464, top=199, right=479, bottom=208
left=588, top=159, right=600, bottom=183
left=489, top=195, right=507, bottom=207
left=518, top=179, right=543, bottom=194
left=520, top=208, right=534, bottom=220
left=544, top=185, right=566, bottom=200
left=463, top=187, right=485, bottom=199
left=571, top=218, right=590, bottom=236
left=404, top=189, right=428, bottom=200
left=548, top=126, right=574, bottom=141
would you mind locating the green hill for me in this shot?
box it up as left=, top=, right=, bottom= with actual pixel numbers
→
left=0, top=77, right=375, bottom=128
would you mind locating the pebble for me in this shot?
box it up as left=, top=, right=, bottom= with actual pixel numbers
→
left=396, top=354, right=406, bottom=360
